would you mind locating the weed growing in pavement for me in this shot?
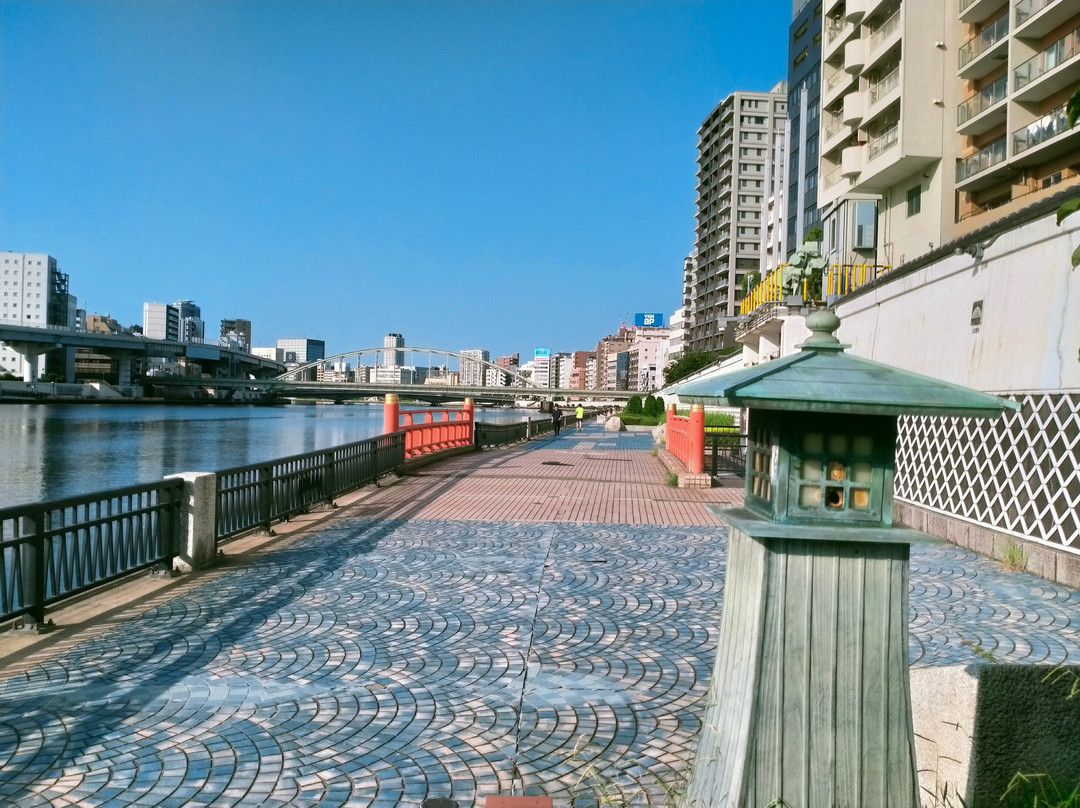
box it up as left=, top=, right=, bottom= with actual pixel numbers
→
left=1001, top=772, right=1080, bottom=808
left=1001, top=539, right=1028, bottom=571
left=649, top=446, right=659, bottom=457
left=960, top=638, right=998, bottom=662
left=665, top=471, right=679, bottom=487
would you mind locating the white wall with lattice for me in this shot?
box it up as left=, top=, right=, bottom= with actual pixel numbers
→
left=896, top=391, right=1080, bottom=555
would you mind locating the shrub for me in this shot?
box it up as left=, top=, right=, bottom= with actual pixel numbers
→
left=643, top=394, right=665, bottom=418
left=625, top=395, right=643, bottom=415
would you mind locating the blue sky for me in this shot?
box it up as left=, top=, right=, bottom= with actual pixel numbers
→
left=1, top=0, right=789, bottom=359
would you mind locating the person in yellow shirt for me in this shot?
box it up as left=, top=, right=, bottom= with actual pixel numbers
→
left=575, top=404, right=585, bottom=431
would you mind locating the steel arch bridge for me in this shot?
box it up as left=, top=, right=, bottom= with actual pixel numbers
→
left=277, top=346, right=542, bottom=388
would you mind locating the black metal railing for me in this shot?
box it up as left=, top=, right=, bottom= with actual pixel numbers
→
left=216, top=432, right=405, bottom=542
left=0, top=480, right=184, bottom=627
left=475, top=420, right=531, bottom=448
left=706, top=429, right=747, bottom=476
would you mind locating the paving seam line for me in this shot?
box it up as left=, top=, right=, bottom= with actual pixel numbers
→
left=510, top=522, right=559, bottom=796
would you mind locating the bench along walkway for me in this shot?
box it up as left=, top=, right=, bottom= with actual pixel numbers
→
left=1, top=423, right=1079, bottom=808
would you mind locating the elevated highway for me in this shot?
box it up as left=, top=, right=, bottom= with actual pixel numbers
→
left=0, top=320, right=286, bottom=382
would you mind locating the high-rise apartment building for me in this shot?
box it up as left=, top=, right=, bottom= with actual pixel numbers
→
left=383, top=333, right=405, bottom=366
left=143, top=302, right=181, bottom=342
left=459, top=348, right=490, bottom=387
left=0, top=252, right=73, bottom=380
left=786, top=0, right=825, bottom=249
left=815, top=0, right=1079, bottom=269
left=684, top=83, right=789, bottom=353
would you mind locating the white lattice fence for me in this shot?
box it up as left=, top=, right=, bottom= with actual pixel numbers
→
left=896, top=391, right=1080, bottom=555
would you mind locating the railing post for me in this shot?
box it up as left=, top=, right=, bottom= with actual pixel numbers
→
left=18, top=511, right=48, bottom=630
left=165, top=472, right=218, bottom=572
left=258, top=465, right=274, bottom=535
left=322, top=449, right=336, bottom=506
left=383, top=393, right=400, bottom=435
left=464, top=397, right=475, bottom=446
left=689, top=404, right=705, bottom=475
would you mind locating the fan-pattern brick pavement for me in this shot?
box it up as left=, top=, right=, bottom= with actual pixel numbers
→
left=0, top=425, right=1078, bottom=807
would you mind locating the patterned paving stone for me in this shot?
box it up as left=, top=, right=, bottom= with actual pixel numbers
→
left=1, top=517, right=1078, bottom=807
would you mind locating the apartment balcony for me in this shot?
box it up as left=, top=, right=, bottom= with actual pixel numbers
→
left=1015, top=0, right=1075, bottom=39
left=822, top=164, right=846, bottom=191
left=958, top=13, right=1009, bottom=80
left=1013, top=28, right=1080, bottom=104
left=866, top=122, right=899, bottom=162
left=866, top=8, right=902, bottom=70
left=842, top=90, right=866, bottom=126
left=824, top=15, right=855, bottom=61
left=955, top=136, right=1010, bottom=190
left=956, top=75, right=1008, bottom=135
left=846, top=0, right=867, bottom=26
left=822, top=112, right=852, bottom=154
left=845, top=37, right=868, bottom=74
left=841, top=143, right=866, bottom=177
left=960, top=0, right=1008, bottom=26
left=823, top=64, right=857, bottom=106
left=864, top=66, right=901, bottom=125
left=1011, top=102, right=1080, bottom=166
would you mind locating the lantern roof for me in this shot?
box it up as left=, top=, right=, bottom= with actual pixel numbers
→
left=672, top=311, right=1019, bottom=418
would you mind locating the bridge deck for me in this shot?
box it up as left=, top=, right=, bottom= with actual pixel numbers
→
left=1, top=423, right=1079, bottom=808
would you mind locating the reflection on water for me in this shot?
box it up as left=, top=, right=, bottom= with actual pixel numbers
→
left=0, top=403, right=535, bottom=509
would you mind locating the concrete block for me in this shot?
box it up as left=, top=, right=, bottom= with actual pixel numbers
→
left=485, top=798, right=552, bottom=808
left=166, top=472, right=218, bottom=572
left=1024, top=542, right=1057, bottom=580
left=910, top=666, right=978, bottom=807
left=966, top=526, right=996, bottom=558
left=910, top=665, right=1080, bottom=807
left=926, top=513, right=949, bottom=541
left=1057, top=551, right=1080, bottom=590
left=945, top=517, right=969, bottom=548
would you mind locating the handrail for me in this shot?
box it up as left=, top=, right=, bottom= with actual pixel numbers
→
left=216, top=433, right=406, bottom=541
left=825, top=263, right=893, bottom=296
left=400, top=407, right=473, bottom=458
left=0, top=479, right=184, bottom=627
left=959, top=13, right=1008, bottom=69
left=739, top=264, right=810, bottom=316
left=1014, top=103, right=1071, bottom=154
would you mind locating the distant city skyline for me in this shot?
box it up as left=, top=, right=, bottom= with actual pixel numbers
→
left=0, top=0, right=790, bottom=359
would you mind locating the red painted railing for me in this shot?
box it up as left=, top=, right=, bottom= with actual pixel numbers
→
left=384, top=395, right=474, bottom=459
left=666, top=404, right=705, bottom=475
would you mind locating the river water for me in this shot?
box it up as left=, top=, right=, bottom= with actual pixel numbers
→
left=0, top=403, right=538, bottom=510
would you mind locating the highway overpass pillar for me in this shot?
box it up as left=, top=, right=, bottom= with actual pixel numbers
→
left=8, top=343, right=47, bottom=383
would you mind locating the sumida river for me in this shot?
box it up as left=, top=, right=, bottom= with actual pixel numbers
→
left=0, top=402, right=538, bottom=510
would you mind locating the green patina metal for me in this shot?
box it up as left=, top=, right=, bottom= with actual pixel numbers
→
left=676, top=310, right=1014, bottom=808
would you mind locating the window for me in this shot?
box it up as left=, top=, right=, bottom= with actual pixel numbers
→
left=853, top=200, right=877, bottom=249
left=906, top=184, right=922, bottom=217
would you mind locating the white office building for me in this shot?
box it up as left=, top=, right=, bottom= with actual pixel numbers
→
left=459, top=348, right=490, bottom=387
left=1, top=252, right=75, bottom=380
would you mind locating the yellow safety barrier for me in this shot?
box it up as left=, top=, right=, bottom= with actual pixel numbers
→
left=738, top=265, right=808, bottom=316
left=824, top=264, right=893, bottom=297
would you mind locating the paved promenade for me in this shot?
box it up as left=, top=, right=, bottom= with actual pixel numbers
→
left=1, top=424, right=1079, bottom=808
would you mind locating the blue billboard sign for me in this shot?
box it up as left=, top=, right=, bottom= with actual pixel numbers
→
left=534, top=347, right=551, bottom=358
left=634, top=313, right=664, bottom=328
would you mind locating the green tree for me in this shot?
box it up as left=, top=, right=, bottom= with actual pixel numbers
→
left=805, top=226, right=824, bottom=243
left=625, top=394, right=643, bottom=415
left=663, top=350, right=721, bottom=386
left=643, top=394, right=665, bottom=417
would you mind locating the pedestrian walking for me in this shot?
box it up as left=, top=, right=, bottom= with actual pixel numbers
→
left=552, top=404, right=562, bottom=435
left=575, top=404, right=585, bottom=431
